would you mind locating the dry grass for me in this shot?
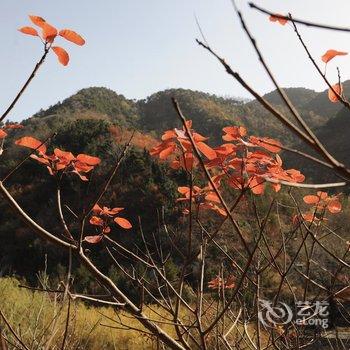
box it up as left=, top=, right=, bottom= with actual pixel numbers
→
left=0, top=277, right=175, bottom=349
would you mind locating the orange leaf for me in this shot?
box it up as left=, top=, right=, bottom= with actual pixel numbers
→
left=321, top=49, right=348, bottom=64
left=327, top=199, right=342, bottom=213
left=52, top=46, right=69, bottom=66
left=92, top=204, right=103, bottom=214
left=178, top=187, right=190, bottom=195
left=84, top=235, right=103, bottom=244
left=29, top=15, right=46, bottom=28
left=76, top=154, right=101, bottom=165
left=42, top=22, right=58, bottom=42
left=317, top=191, right=328, bottom=200
left=303, top=195, right=320, bottom=204
left=18, top=26, right=39, bottom=36
left=249, top=176, right=265, bottom=195
left=54, top=148, right=75, bottom=162
left=250, top=136, right=281, bottom=153
left=104, top=207, right=124, bottom=215
left=90, top=216, right=104, bottom=226
left=205, top=192, right=220, bottom=203
left=59, top=29, right=85, bottom=46
left=159, top=145, right=175, bottom=159
left=0, top=129, right=7, bottom=139
left=15, top=136, right=46, bottom=154
left=196, top=142, right=217, bottom=160
left=328, top=83, right=343, bottom=103
left=269, top=14, right=288, bottom=25
left=114, top=217, right=132, bottom=229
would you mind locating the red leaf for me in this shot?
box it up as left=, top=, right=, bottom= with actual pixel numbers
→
left=74, top=161, right=94, bottom=173
left=328, top=83, right=343, bottom=103
left=92, top=204, right=103, bottom=214
left=76, top=154, right=101, bottom=165
left=303, top=195, right=320, bottom=204
left=15, top=136, right=46, bottom=154
left=196, top=142, right=217, bottom=160
left=52, top=46, right=69, bottom=66
left=249, top=176, right=265, bottom=195
left=0, top=129, right=7, bottom=139
left=84, top=235, right=103, bottom=244
left=54, top=148, right=75, bottom=162
left=321, top=49, right=348, bottom=63
left=104, top=207, right=124, bottom=215
left=327, top=199, right=342, bottom=213
left=18, top=26, right=39, bottom=37
left=178, top=186, right=190, bottom=195
left=90, top=216, right=104, bottom=226
left=250, top=136, right=281, bottom=153
left=159, top=145, right=175, bottom=159
left=269, top=14, right=288, bottom=25
left=114, top=217, right=132, bottom=229
left=29, top=15, right=46, bottom=28
left=59, top=29, right=85, bottom=46
left=42, top=22, right=58, bottom=42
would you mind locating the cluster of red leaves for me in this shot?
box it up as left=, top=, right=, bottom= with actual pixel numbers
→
left=150, top=120, right=216, bottom=171
left=19, top=15, right=85, bottom=66
left=177, top=186, right=226, bottom=217
left=209, top=127, right=304, bottom=195
left=0, top=123, right=24, bottom=140
left=15, top=136, right=100, bottom=181
left=208, top=275, right=235, bottom=290
left=301, top=191, right=342, bottom=223
left=294, top=191, right=342, bottom=224
left=320, top=49, right=348, bottom=103
left=151, top=122, right=304, bottom=199
left=84, top=204, right=132, bottom=244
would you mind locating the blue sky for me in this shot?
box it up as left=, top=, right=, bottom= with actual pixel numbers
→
left=1, top=0, right=350, bottom=121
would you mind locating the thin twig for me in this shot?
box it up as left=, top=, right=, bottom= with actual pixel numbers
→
left=0, top=47, right=50, bottom=122
left=249, top=2, right=350, bottom=32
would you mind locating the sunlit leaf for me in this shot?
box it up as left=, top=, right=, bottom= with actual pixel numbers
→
left=59, top=29, right=85, bottom=46
left=0, top=129, right=7, bottom=139
left=196, top=142, right=217, bottom=160
left=42, top=22, right=58, bottom=42
left=328, top=83, right=343, bottom=103
left=52, top=46, right=69, bottom=66
left=29, top=15, right=46, bottom=28
left=327, top=199, right=342, bottom=213
left=269, top=14, right=288, bottom=25
left=114, top=217, right=132, bottom=229
left=90, top=216, right=104, bottom=226
left=18, top=26, right=39, bottom=37
left=321, top=49, right=348, bottom=63
left=303, top=195, right=320, bottom=204
left=76, top=154, right=101, bottom=165
left=84, top=235, right=103, bottom=244
left=15, top=136, right=46, bottom=154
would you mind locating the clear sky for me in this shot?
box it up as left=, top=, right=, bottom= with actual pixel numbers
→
left=1, top=0, right=350, bottom=121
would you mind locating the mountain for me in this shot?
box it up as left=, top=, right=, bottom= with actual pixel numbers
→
left=34, top=87, right=140, bottom=128
left=285, top=104, right=350, bottom=183
left=13, top=82, right=350, bottom=181
left=26, top=84, right=339, bottom=147
left=302, top=80, right=350, bottom=120
left=2, top=83, right=350, bottom=285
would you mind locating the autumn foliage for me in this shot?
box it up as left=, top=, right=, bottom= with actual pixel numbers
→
left=19, top=15, right=85, bottom=66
